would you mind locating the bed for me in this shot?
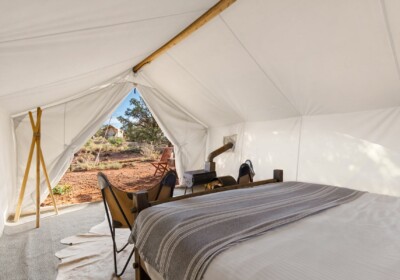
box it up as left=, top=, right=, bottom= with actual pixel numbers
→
left=130, top=170, right=400, bottom=280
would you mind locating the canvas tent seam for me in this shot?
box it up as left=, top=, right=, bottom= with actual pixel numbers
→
left=295, top=116, right=304, bottom=181
left=379, top=0, right=400, bottom=81
left=10, top=70, right=133, bottom=118
left=63, top=103, right=66, bottom=148
left=0, top=9, right=208, bottom=45
left=1, top=57, right=138, bottom=103
left=218, top=15, right=302, bottom=117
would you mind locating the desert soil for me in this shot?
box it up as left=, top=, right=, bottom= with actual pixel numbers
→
left=42, top=154, right=164, bottom=206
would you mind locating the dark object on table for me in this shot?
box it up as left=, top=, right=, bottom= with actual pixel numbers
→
left=183, top=170, right=216, bottom=194
left=206, top=175, right=237, bottom=190
left=183, top=142, right=234, bottom=194
left=237, top=159, right=255, bottom=184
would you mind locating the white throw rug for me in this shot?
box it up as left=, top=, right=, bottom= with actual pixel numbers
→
left=55, top=219, right=135, bottom=280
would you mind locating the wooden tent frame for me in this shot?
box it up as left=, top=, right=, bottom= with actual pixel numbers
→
left=12, top=0, right=236, bottom=228
left=13, top=107, right=58, bottom=227
left=133, top=0, right=236, bottom=73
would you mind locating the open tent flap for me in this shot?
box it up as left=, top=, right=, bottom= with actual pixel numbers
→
left=12, top=73, right=134, bottom=211
left=138, top=85, right=208, bottom=178
left=9, top=72, right=208, bottom=213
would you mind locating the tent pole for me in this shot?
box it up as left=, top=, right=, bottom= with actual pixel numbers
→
left=35, top=108, right=42, bottom=228
left=40, top=150, right=59, bottom=215
left=13, top=107, right=57, bottom=226
left=13, top=128, right=36, bottom=222
left=132, top=0, right=236, bottom=73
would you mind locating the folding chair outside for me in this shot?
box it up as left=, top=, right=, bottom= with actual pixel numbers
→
left=151, top=147, right=173, bottom=177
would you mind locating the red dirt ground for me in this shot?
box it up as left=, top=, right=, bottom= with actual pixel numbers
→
left=42, top=156, right=164, bottom=206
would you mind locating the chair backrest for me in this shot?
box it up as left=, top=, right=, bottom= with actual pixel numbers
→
left=159, top=147, right=173, bottom=162
left=97, top=172, right=135, bottom=229
left=98, top=170, right=177, bottom=229
left=237, top=160, right=255, bottom=184
left=147, top=170, right=177, bottom=201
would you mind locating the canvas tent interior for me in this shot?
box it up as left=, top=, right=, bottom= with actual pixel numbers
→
left=1, top=0, right=400, bottom=237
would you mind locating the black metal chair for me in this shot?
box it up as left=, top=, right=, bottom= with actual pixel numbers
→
left=237, top=159, right=255, bottom=184
left=97, top=170, right=177, bottom=277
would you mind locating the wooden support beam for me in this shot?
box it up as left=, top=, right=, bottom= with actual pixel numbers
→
left=35, top=108, right=42, bottom=228
left=13, top=107, right=58, bottom=225
left=13, top=133, right=36, bottom=222
left=132, top=0, right=236, bottom=73
left=40, top=150, right=59, bottom=215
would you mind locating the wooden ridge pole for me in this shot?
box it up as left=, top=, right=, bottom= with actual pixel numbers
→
left=13, top=107, right=58, bottom=226
left=132, top=0, right=236, bottom=73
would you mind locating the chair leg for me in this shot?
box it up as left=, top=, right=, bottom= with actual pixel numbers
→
left=101, top=189, right=134, bottom=277
left=112, top=227, right=136, bottom=277
left=160, top=165, right=167, bottom=177
left=115, top=245, right=135, bottom=277
left=116, top=240, right=130, bottom=253
left=112, top=228, right=118, bottom=276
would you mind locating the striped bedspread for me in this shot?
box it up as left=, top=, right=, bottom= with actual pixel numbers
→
left=130, top=181, right=363, bottom=280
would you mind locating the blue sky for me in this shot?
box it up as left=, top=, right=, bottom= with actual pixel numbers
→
left=106, top=88, right=140, bottom=128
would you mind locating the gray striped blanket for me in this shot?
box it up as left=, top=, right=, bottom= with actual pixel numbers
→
left=130, top=181, right=363, bottom=280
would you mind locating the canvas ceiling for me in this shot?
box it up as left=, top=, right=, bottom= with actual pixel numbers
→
left=137, top=0, right=400, bottom=126
left=1, top=0, right=400, bottom=234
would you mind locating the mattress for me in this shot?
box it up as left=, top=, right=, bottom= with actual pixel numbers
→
left=142, top=191, right=400, bottom=280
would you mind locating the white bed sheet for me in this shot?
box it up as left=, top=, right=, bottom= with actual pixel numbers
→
left=143, top=192, right=400, bottom=280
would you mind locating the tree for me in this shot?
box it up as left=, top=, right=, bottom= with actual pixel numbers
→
left=117, top=97, right=168, bottom=144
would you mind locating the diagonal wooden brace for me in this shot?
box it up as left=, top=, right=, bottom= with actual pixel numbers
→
left=13, top=107, right=58, bottom=226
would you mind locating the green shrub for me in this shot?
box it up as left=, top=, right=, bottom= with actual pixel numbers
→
left=74, top=162, right=92, bottom=171
left=97, top=162, right=123, bottom=170
left=140, top=143, right=160, bottom=161
left=108, top=137, right=124, bottom=146
left=124, top=146, right=141, bottom=154
left=52, top=184, right=72, bottom=195
left=72, top=161, right=123, bottom=171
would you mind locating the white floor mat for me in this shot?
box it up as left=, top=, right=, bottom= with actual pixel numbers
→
left=55, top=219, right=135, bottom=280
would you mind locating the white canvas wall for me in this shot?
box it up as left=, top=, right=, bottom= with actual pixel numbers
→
left=241, top=118, right=301, bottom=181
left=298, top=107, right=400, bottom=196
left=207, top=118, right=301, bottom=182
left=0, top=107, right=15, bottom=236
left=207, top=107, right=400, bottom=197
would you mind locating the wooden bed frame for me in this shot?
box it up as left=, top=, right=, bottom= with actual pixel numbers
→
left=132, top=169, right=284, bottom=280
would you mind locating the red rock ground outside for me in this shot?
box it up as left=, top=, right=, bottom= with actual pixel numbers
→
left=42, top=155, right=164, bottom=206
